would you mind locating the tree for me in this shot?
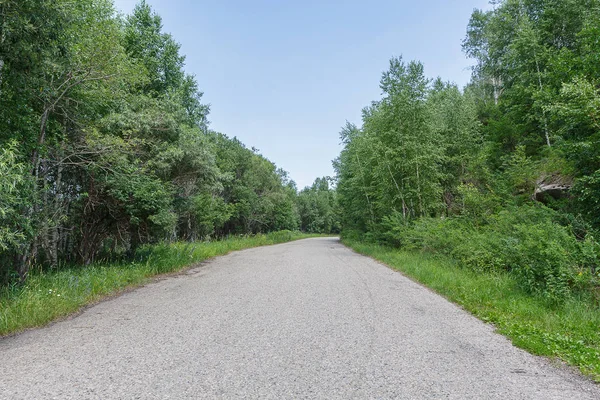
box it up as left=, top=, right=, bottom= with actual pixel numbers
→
left=0, top=0, right=303, bottom=284
left=297, top=177, right=339, bottom=233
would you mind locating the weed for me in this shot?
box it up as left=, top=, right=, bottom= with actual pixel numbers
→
left=344, top=239, right=600, bottom=381
left=0, top=232, right=324, bottom=336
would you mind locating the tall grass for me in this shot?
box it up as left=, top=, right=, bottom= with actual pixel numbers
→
left=0, top=231, right=322, bottom=337
left=344, top=239, right=600, bottom=382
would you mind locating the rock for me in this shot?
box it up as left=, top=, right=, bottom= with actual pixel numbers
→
left=534, top=175, right=572, bottom=203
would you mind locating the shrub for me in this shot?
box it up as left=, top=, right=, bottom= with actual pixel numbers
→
left=504, top=221, right=576, bottom=301
left=340, top=229, right=367, bottom=242
left=378, top=204, right=591, bottom=301
left=265, top=230, right=295, bottom=243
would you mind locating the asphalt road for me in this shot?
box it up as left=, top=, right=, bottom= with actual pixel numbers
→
left=1, top=237, right=598, bottom=399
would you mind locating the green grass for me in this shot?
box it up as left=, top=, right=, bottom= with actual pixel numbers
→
left=0, top=231, right=325, bottom=337
left=344, top=239, right=600, bottom=382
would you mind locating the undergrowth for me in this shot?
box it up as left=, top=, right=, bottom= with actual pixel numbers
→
left=0, top=231, right=321, bottom=337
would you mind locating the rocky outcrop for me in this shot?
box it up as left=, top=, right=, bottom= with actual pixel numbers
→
left=534, top=175, right=573, bottom=203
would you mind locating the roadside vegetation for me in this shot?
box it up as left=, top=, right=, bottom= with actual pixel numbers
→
left=345, top=240, right=600, bottom=381
left=0, top=1, right=339, bottom=334
left=0, top=0, right=339, bottom=286
left=0, top=231, right=324, bottom=336
left=3, top=0, right=600, bottom=379
left=334, top=0, right=600, bottom=379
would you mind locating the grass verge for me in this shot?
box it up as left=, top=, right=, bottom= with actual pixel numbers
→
left=0, top=231, right=325, bottom=337
left=344, top=239, right=600, bottom=382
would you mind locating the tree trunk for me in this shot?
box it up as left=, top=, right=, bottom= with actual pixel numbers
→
left=387, top=163, right=406, bottom=220
left=492, top=76, right=500, bottom=105
left=355, top=153, right=375, bottom=224
left=49, top=162, right=63, bottom=266
left=416, top=160, right=423, bottom=217
left=534, top=57, right=551, bottom=147
left=0, top=58, right=4, bottom=89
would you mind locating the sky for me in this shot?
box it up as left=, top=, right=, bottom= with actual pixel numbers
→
left=113, top=0, right=493, bottom=189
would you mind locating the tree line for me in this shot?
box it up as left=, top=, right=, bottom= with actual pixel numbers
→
left=335, top=0, right=600, bottom=301
left=0, top=0, right=338, bottom=284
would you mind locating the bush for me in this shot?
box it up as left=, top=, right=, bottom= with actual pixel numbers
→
left=377, top=204, right=595, bottom=301
left=340, top=229, right=367, bottom=242
left=265, top=230, right=296, bottom=243
left=450, top=229, right=507, bottom=273
left=504, top=221, right=576, bottom=301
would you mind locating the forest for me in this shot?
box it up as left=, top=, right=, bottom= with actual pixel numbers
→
left=2, top=0, right=600, bottom=380
left=0, top=0, right=338, bottom=285
left=335, top=0, right=600, bottom=302
left=2, top=0, right=600, bottom=302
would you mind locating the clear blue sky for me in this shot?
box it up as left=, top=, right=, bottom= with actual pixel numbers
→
left=113, top=0, right=492, bottom=189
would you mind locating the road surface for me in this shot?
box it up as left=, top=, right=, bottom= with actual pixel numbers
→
left=1, top=237, right=598, bottom=399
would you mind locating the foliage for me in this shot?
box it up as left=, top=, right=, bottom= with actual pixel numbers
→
left=0, top=144, right=31, bottom=253
left=296, top=177, right=340, bottom=234
left=0, top=1, right=307, bottom=284
left=335, top=0, right=600, bottom=302
left=379, top=204, right=591, bottom=303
